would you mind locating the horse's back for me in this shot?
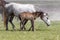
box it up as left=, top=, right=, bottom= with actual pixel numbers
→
left=12, top=3, right=36, bottom=13
left=20, top=12, right=34, bottom=20
left=5, top=2, right=36, bottom=16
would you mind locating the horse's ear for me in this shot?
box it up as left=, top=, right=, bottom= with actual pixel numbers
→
left=46, top=13, right=48, bottom=15
left=0, top=0, right=6, bottom=6
left=40, top=11, right=44, bottom=15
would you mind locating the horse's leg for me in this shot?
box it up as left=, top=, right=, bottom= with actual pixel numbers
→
left=20, top=19, right=28, bottom=30
left=1, top=14, right=4, bottom=21
left=20, top=20, right=24, bottom=30
left=3, top=13, right=8, bottom=30
left=19, top=16, right=25, bottom=30
left=31, top=20, right=34, bottom=31
left=22, top=19, right=28, bottom=30
left=28, top=19, right=34, bottom=31
left=9, top=15, right=15, bottom=30
left=5, top=17, right=8, bottom=30
left=19, top=17, right=23, bottom=30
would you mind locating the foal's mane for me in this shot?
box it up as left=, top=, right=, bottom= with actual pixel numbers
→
left=33, top=11, right=44, bottom=17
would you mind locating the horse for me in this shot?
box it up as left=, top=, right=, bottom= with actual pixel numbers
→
left=0, top=0, right=36, bottom=30
left=19, top=11, right=50, bottom=31
left=0, top=0, right=16, bottom=30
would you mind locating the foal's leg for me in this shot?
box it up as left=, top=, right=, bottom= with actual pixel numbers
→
left=20, top=19, right=28, bottom=30
left=28, top=19, right=34, bottom=31
left=19, top=16, right=22, bottom=30
left=22, top=19, right=28, bottom=30
left=31, top=20, right=34, bottom=31
left=20, top=20, right=24, bottom=30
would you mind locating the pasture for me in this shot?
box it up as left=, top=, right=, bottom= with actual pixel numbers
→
left=0, top=17, right=60, bottom=40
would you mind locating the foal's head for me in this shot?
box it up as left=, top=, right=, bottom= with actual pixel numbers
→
left=36, top=11, right=50, bottom=26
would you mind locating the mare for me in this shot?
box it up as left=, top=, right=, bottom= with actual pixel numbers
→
left=0, top=0, right=16, bottom=30
left=0, top=0, right=36, bottom=30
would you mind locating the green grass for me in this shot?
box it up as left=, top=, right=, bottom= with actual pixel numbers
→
left=0, top=19, right=60, bottom=40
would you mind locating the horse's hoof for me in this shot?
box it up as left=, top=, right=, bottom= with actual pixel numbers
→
left=20, top=28, right=24, bottom=31
left=6, top=29, right=8, bottom=31
left=28, top=29, right=31, bottom=31
left=13, top=28, right=16, bottom=30
left=24, top=28, right=26, bottom=31
left=32, top=29, right=34, bottom=31
left=19, top=30, right=21, bottom=31
left=32, top=30, right=34, bottom=31
left=20, top=29, right=23, bottom=31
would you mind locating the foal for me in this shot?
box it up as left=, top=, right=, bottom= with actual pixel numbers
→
left=19, top=11, right=50, bottom=31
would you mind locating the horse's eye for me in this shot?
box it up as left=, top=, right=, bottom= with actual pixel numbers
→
left=47, top=17, right=48, bottom=19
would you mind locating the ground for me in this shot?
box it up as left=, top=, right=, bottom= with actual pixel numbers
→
left=0, top=18, right=60, bottom=40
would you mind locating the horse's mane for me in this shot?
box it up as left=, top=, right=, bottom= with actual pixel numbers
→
left=33, top=10, right=44, bottom=16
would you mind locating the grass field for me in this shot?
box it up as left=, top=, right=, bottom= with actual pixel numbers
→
left=0, top=18, right=60, bottom=40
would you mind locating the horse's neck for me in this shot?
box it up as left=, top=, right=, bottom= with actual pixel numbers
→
left=35, top=12, right=40, bottom=16
left=0, top=0, right=8, bottom=16
left=5, top=2, right=9, bottom=4
left=33, top=12, right=40, bottom=19
left=2, top=6, right=7, bottom=16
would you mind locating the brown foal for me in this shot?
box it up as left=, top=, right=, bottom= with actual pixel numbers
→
left=19, top=11, right=44, bottom=31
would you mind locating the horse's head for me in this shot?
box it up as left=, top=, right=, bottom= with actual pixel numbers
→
left=0, top=0, right=5, bottom=6
left=39, top=11, right=50, bottom=26
left=0, top=0, right=8, bottom=7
